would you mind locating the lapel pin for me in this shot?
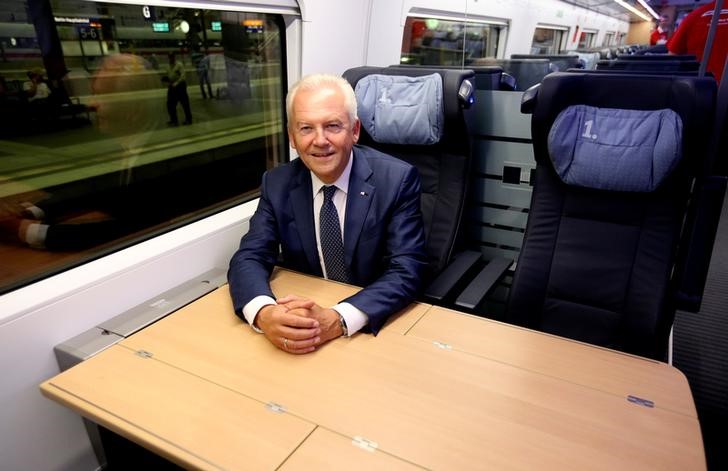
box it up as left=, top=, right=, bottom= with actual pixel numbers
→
left=360, top=191, right=368, bottom=196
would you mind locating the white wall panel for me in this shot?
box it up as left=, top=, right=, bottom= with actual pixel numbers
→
left=298, top=0, right=374, bottom=76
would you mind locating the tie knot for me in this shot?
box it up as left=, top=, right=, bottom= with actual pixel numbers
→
left=323, top=185, right=337, bottom=202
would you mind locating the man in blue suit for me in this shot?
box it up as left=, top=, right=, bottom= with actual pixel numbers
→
left=228, top=74, right=427, bottom=354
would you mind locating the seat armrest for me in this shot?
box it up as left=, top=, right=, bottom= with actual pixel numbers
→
left=424, top=251, right=480, bottom=302
left=455, top=257, right=512, bottom=310
left=521, top=84, right=539, bottom=114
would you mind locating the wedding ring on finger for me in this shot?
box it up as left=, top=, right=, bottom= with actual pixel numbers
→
left=283, top=337, right=289, bottom=349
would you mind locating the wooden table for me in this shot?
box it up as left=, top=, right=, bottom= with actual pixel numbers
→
left=40, top=268, right=705, bottom=470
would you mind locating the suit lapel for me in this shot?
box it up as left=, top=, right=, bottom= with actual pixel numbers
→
left=345, top=148, right=375, bottom=265
left=290, top=164, right=320, bottom=273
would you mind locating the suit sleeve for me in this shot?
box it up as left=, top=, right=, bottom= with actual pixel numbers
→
left=227, top=172, right=280, bottom=320
left=343, top=165, right=428, bottom=334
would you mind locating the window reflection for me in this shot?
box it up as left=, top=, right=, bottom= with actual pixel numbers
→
left=603, top=32, right=616, bottom=47
left=577, top=31, right=596, bottom=49
left=0, top=2, right=286, bottom=293
left=531, top=27, right=566, bottom=55
left=400, top=17, right=504, bottom=66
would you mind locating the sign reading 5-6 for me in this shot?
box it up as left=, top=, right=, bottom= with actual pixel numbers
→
left=77, top=26, right=99, bottom=40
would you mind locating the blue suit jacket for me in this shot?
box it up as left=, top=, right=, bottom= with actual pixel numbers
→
left=228, top=144, right=427, bottom=334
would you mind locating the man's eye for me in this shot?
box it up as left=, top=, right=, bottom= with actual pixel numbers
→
left=299, top=126, right=312, bottom=134
left=326, top=123, right=343, bottom=132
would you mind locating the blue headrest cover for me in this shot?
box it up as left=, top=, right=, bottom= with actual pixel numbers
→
left=355, top=73, right=444, bottom=145
left=548, top=105, right=682, bottom=192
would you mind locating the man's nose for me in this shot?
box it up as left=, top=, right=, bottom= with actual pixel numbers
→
left=312, top=127, right=328, bottom=146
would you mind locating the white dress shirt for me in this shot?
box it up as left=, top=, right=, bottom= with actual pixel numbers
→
left=243, top=152, right=368, bottom=336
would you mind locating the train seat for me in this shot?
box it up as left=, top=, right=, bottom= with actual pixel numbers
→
left=616, top=53, right=697, bottom=61
left=510, top=54, right=582, bottom=72
left=596, top=59, right=700, bottom=72
left=343, top=66, right=511, bottom=308
left=572, top=51, right=601, bottom=70
left=508, top=72, right=717, bottom=359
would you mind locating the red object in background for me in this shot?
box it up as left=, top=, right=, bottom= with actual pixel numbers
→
left=668, top=1, right=728, bottom=82
left=650, top=27, right=669, bottom=45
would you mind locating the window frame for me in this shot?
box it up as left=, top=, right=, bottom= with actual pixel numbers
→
left=603, top=31, right=616, bottom=46
left=578, top=29, right=598, bottom=49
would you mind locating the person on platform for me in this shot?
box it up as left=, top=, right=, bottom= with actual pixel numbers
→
left=227, top=74, right=428, bottom=354
left=190, top=44, right=213, bottom=99
left=23, top=68, right=51, bottom=102
left=164, top=52, right=192, bottom=125
left=668, top=1, right=728, bottom=83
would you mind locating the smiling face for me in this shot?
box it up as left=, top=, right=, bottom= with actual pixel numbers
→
left=287, top=85, right=360, bottom=184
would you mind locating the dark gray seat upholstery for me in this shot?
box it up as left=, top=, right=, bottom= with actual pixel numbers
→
left=343, top=66, right=510, bottom=307
left=510, top=54, right=581, bottom=72
left=596, top=59, right=700, bottom=72
left=507, top=72, right=717, bottom=359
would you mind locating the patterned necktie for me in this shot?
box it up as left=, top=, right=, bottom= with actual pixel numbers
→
left=320, top=185, right=350, bottom=282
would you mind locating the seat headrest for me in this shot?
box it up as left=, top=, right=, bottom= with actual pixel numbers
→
left=548, top=105, right=683, bottom=192
left=354, top=73, right=444, bottom=145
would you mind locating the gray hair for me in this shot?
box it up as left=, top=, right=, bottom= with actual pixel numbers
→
left=286, top=74, right=358, bottom=129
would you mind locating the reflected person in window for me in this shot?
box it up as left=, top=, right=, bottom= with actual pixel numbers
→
left=23, top=68, right=51, bottom=103
left=1, top=54, right=163, bottom=250
left=227, top=74, right=427, bottom=354
left=164, top=52, right=192, bottom=125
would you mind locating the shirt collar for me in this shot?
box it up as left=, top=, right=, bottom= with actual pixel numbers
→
left=311, top=150, right=354, bottom=196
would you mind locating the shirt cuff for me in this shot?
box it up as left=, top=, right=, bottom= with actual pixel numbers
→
left=242, top=295, right=276, bottom=333
left=331, top=302, right=368, bottom=337
left=24, top=222, right=48, bottom=248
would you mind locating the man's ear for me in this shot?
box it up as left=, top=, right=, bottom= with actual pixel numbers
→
left=352, top=118, right=361, bottom=143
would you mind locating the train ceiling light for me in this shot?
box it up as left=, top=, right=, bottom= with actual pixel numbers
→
left=613, top=0, right=652, bottom=21
left=635, top=0, right=661, bottom=19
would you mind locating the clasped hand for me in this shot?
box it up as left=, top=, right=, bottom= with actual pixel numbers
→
left=254, top=295, right=344, bottom=354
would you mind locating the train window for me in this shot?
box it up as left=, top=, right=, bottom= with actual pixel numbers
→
left=400, top=16, right=506, bottom=66
left=603, top=31, right=616, bottom=46
left=530, top=26, right=567, bottom=55
left=0, top=2, right=288, bottom=294
left=578, top=30, right=597, bottom=49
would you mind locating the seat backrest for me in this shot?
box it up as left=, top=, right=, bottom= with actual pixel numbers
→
left=566, top=68, right=707, bottom=78
left=342, top=66, right=475, bottom=277
left=572, top=51, right=601, bottom=70
left=596, top=59, right=701, bottom=72
left=506, top=72, right=716, bottom=359
left=510, top=54, right=581, bottom=72
left=617, top=53, right=696, bottom=61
